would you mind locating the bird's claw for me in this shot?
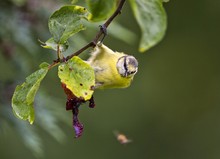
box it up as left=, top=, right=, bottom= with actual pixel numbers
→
left=99, top=24, right=108, bottom=43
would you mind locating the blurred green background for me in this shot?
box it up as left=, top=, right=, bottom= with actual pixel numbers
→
left=1, top=0, right=220, bottom=159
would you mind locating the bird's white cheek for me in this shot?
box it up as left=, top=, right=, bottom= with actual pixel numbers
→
left=116, top=59, right=126, bottom=77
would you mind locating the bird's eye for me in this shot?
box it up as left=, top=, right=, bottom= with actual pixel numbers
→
left=129, top=71, right=136, bottom=74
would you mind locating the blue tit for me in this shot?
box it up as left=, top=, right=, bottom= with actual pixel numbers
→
left=87, top=43, right=138, bottom=89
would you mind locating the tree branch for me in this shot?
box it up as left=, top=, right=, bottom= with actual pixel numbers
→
left=65, top=0, right=126, bottom=61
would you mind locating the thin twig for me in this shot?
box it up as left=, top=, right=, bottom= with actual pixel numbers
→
left=68, top=41, right=95, bottom=57
left=65, top=0, right=126, bottom=61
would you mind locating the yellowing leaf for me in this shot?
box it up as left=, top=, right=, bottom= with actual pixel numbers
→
left=12, top=62, right=49, bottom=124
left=58, top=56, right=95, bottom=101
left=129, top=0, right=167, bottom=52
left=48, top=5, right=91, bottom=44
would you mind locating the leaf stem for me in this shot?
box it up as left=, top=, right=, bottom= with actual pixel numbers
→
left=65, top=0, right=126, bottom=61
left=57, top=44, right=61, bottom=60
left=48, top=61, right=60, bottom=70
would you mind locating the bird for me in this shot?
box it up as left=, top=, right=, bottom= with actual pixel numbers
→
left=87, top=43, right=138, bottom=89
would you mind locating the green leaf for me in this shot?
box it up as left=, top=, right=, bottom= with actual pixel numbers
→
left=58, top=56, right=95, bottom=101
left=48, top=5, right=90, bottom=44
left=12, top=62, right=50, bottom=124
left=86, top=0, right=117, bottom=22
left=129, top=0, right=167, bottom=52
left=40, top=38, right=69, bottom=52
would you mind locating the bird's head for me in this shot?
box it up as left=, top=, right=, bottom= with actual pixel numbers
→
left=116, top=55, right=138, bottom=78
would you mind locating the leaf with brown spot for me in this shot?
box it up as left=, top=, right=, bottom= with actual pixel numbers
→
left=58, top=56, right=95, bottom=101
